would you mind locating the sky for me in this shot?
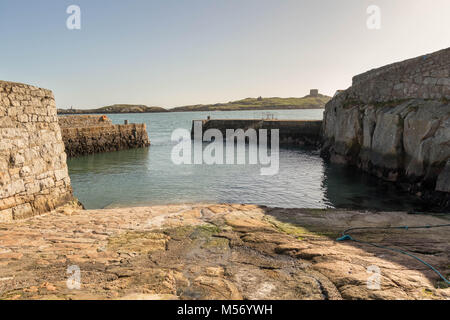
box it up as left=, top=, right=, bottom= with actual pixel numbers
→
left=0, top=0, right=449, bottom=109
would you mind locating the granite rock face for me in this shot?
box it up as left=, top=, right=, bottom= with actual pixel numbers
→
left=0, top=81, right=75, bottom=221
left=59, top=115, right=150, bottom=157
left=322, top=48, right=450, bottom=209
left=436, top=160, right=450, bottom=193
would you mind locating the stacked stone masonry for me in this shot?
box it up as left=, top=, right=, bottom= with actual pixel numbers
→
left=351, top=47, right=450, bottom=103
left=58, top=114, right=112, bottom=127
left=322, top=48, right=450, bottom=210
left=0, top=81, right=74, bottom=222
left=59, top=115, right=150, bottom=157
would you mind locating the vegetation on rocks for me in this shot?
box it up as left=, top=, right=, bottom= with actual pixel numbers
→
left=170, top=95, right=331, bottom=112
left=58, top=104, right=168, bottom=114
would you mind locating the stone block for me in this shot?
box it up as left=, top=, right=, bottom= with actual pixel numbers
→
left=0, top=208, right=13, bottom=223
left=54, top=169, right=68, bottom=181
left=12, top=203, right=33, bottom=219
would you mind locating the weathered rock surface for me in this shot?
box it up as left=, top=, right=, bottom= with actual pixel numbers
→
left=0, top=81, right=75, bottom=221
left=0, top=204, right=448, bottom=300
left=58, top=115, right=150, bottom=157
left=436, top=160, right=450, bottom=193
left=322, top=48, right=450, bottom=209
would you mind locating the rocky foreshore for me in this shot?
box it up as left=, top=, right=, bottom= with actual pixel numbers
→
left=0, top=203, right=448, bottom=300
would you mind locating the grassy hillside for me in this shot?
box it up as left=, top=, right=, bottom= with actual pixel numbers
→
left=58, top=104, right=168, bottom=114
left=170, top=95, right=331, bottom=112
left=57, top=95, right=331, bottom=114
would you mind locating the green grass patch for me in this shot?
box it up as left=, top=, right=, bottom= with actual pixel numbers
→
left=170, top=96, right=331, bottom=112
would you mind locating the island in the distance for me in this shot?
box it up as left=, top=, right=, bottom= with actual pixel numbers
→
left=57, top=90, right=331, bottom=114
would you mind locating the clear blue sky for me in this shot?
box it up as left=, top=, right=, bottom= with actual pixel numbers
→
left=1, top=0, right=449, bottom=109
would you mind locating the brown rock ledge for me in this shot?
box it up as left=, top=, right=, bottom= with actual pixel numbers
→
left=0, top=204, right=448, bottom=300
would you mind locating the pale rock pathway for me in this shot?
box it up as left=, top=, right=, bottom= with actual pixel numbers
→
left=0, top=204, right=448, bottom=300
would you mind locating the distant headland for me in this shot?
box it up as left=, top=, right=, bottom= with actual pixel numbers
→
left=57, top=90, right=331, bottom=114
left=58, top=104, right=168, bottom=114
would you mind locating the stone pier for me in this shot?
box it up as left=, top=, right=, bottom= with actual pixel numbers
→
left=0, top=81, right=75, bottom=222
left=191, top=119, right=323, bottom=147
left=58, top=115, right=150, bottom=157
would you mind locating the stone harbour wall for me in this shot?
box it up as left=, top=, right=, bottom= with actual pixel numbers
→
left=322, top=48, right=450, bottom=210
left=351, top=47, right=450, bottom=103
left=192, top=119, right=323, bottom=146
left=59, top=115, right=150, bottom=157
left=58, top=114, right=112, bottom=127
left=0, top=81, right=74, bottom=222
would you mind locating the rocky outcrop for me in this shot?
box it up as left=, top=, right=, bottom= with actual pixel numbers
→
left=322, top=48, right=450, bottom=210
left=59, top=115, right=150, bottom=157
left=0, top=81, right=75, bottom=222
left=0, top=204, right=448, bottom=300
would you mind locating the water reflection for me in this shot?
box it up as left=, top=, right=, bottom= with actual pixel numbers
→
left=68, top=147, right=151, bottom=175
left=66, top=110, right=427, bottom=211
left=67, top=145, right=426, bottom=212
left=322, top=162, right=427, bottom=212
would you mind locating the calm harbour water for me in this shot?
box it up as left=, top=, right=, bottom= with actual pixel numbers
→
left=67, top=109, right=426, bottom=211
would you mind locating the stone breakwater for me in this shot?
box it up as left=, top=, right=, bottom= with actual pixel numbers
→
left=0, top=204, right=448, bottom=300
left=322, top=48, right=450, bottom=209
left=192, top=119, right=323, bottom=146
left=59, top=115, right=150, bottom=157
left=352, top=47, right=450, bottom=102
left=0, top=81, right=75, bottom=222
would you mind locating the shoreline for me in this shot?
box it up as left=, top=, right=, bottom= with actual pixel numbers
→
left=57, top=106, right=326, bottom=115
left=97, top=200, right=449, bottom=215
left=0, top=203, right=448, bottom=300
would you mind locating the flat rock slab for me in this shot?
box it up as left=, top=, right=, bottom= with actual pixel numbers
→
left=0, top=204, right=448, bottom=300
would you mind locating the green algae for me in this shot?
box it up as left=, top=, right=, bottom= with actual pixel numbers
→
left=263, top=216, right=311, bottom=240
